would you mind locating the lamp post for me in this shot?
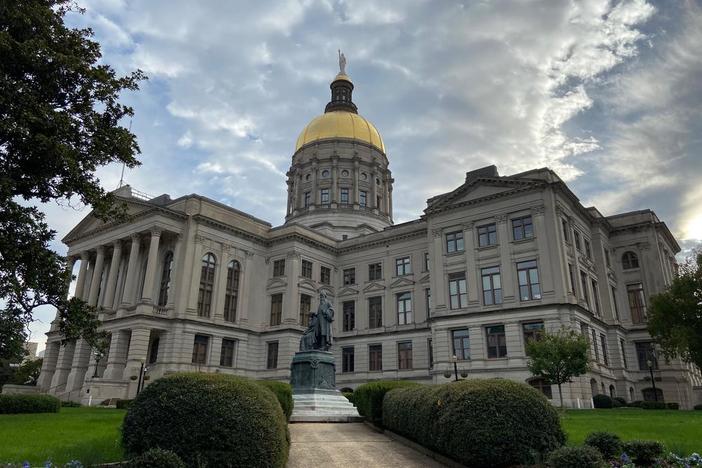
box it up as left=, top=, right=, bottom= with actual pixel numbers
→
left=452, top=354, right=459, bottom=382
left=646, top=349, right=658, bottom=402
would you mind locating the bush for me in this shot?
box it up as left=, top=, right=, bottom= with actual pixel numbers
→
left=115, top=399, right=133, bottom=410
left=383, top=379, right=565, bottom=468
left=342, top=392, right=354, bottom=404
left=694, top=404, right=702, bottom=410
left=122, top=373, right=289, bottom=467
left=628, top=400, right=643, bottom=408
left=125, top=448, right=185, bottom=467
left=354, top=380, right=419, bottom=425
left=584, top=431, right=622, bottom=459
left=547, top=446, right=604, bottom=468
left=593, top=394, right=613, bottom=409
left=60, top=400, right=81, bottom=408
left=0, top=394, right=61, bottom=414
left=622, top=440, right=665, bottom=465
left=640, top=401, right=666, bottom=410
left=614, top=397, right=627, bottom=406
left=257, top=380, right=293, bottom=421
left=665, top=402, right=679, bottom=410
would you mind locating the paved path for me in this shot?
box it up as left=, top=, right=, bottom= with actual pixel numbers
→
left=287, top=423, right=446, bottom=468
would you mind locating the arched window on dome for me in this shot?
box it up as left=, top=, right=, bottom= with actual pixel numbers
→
left=157, top=251, right=174, bottom=307
left=224, top=260, right=241, bottom=322
left=198, top=253, right=216, bottom=317
left=622, top=251, right=639, bottom=270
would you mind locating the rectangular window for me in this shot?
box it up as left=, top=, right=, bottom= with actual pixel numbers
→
left=600, top=333, right=609, bottom=366
left=486, top=325, right=507, bottom=358
left=591, top=330, right=600, bottom=363
left=423, top=252, right=430, bottom=271
left=343, top=268, right=356, bottom=285
left=342, top=347, right=354, bottom=373
left=523, top=322, right=544, bottom=350
left=481, top=266, right=502, bottom=305
left=627, top=283, right=647, bottom=324
left=512, top=215, right=533, bottom=241
left=585, top=239, right=592, bottom=259
left=452, top=329, right=470, bottom=360
left=303, top=192, right=311, bottom=208
left=591, top=279, right=600, bottom=316
left=270, top=293, right=283, bottom=326
left=425, top=288, right=432, bottom=316
left=359, top=190, right=367, bottom=207
left=398, top=341, right=413, bottom=370
left=395, top=256, right=411, bottom=276
left=192, top=335, right=209, bottom=365
left=368, top=262, right=382, bottom=281
left=397, top=292, right=412, bottom=325
left=369, top=344, right=382, bottom=371
left=342, top=301, right=355, bottom=331
left=611, top=286, right=619, bottom=320
left=517, top=260, right=541, bottom=301
left=605, top=249, right=611, bottom=268
left=299, top=294, right=311, bottom=326
left=568, top=263, right=576, bottom=294
left=561, top=219, right=569, bottom=242
left=580, top=271, right=590, bottom=306
left=340, top=187, right=350, bottom=204
left=478, top=223, right=497, bottom=247
left=220, top=338, right=236, bottom=367
left=620, top=339, right=628, bottom=369
left=636, top=341, right=657, bottom=370
left=574, top=231, right=581, bottom=251
left=301, top=259, right=313, bottom=279
left=368, top=296, right=383, bottom=328
left=428, top=338, right=434, bottom=369
left=448, top=272, right=468, bottom=309
left=273, top=259, right=285, bottom=277
left=320, top=266, right=331, bottom=285
left=320, top=188, right=330, bottom=205
left=446, top=230, right=465, bottom=253
left=376, top=195, right=381, bottom=208
left=266, top=341, right=278, bottom=369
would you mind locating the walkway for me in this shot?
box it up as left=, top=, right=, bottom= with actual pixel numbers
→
left=287, top=423, right=446, bottom=468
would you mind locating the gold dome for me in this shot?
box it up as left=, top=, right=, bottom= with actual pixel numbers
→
left=295, top=110, right=385, bottom=153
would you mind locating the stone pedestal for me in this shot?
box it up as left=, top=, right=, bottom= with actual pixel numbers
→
left=289, top=350, right=361, bottom=423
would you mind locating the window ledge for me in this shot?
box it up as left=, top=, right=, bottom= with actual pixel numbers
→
left=476, top=244, right=499, bottom=251
left=511, top=237, right=536, bottom=245
left=445, top=250, right=465, bottom=257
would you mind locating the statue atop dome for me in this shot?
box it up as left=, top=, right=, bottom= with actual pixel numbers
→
left=338, top=49, right=346, bottom=75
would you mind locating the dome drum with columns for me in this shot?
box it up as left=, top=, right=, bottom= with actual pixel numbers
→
left=285, top=69, right=393, bottom=240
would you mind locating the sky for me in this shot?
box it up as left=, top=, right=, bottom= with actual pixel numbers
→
left=27, top=0, right=702, bottom=351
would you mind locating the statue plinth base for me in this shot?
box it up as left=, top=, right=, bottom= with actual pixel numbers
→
left=289, top=350, right=361, bottom=423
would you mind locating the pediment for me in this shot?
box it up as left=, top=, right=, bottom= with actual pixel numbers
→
left=418, top=273, right=431, bottom=284
left=267, top=277, right=287, bottom=290
left=62, top=198, right=159, bottom=243
left=390, top=276, right=415, bottom=289
left=427, top=178, right=538, bottom=214
left=337, top=286, right=360, bottom=297
left=451, top=184, right=513, bottom=204
left=298, top=278, right=318, bottom=292
left=363, top=281, right=386, bottom=293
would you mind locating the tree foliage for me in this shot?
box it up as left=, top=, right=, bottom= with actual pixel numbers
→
left=648, top=252, right=702, bottom=369
left=0, top=0, right=145, bottom=359
left=526, top=328, right=590, bottom=406
left=12, top=358, right=43, bottom=385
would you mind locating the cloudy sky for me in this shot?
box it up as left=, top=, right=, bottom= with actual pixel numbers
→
left=28, top=0, right=702, bottom=349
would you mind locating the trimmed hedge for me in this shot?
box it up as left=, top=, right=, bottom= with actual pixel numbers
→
left=584, top=431, right=622, bottom=459
left=665, top=402, right=679, bottom=410
left=257, top=380, right=293, bottom=421
left=547, top=446, right=604, bottom=468
left=622, top=440, right=664, bottom=465
left=122, top=373, right=289, bottom=467
left=60, top=400, right=81, bottom=408
left=640, top=401, right=666, bottom=410
left=125, top=448, right=185, bottom=467
left=613, top=397, right=627, bottom=407
left=628, top=400, right=643, bottom=408
left=0, top=394, right=61, bottom=414
left=354, top=380, right=419, bottom=425
left=115, top=399, right=134, bottom=410
left=593, top=394, right=613, bottom=409
left=383, top=379, right=565, bottom=468
left=694, top=404, right=702, bottom=410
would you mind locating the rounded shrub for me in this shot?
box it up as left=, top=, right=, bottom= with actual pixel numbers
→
left=613, top=397, right=627, bottom=407
left=0, top=394, right=61, bottom=414
left=584, top=431, right=622, bottom=459
left=593, top=394, right=613, bottom=408
left=622, top=440, right=665, bottom=465
left=694, top=404, right=702, bottom=410
left=122, top=372, right=289, bottom=467
left=640, top=401, right=666, bottom=410
left=665, top=402, right=679, bottom=410
left=383, top=379, right=565, bottom=468
left=353, top=380, right=419, bottom=425
left=628, top=400, right=643, bottom=408
left=547, top=446, right=605, bottom=468
left=257, top=380, right=293, bottom=421
left=125, top=448, right=185, bottom=468
left=115, top=399, right=133, bottom=410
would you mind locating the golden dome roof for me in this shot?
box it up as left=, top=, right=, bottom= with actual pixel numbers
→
left=295, top=110, right=385, bottom=153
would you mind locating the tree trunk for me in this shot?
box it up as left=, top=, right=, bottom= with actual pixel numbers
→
left=558, top=383, right=564, bottom=408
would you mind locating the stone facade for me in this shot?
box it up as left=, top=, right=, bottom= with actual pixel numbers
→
left=37, top=73, right=702, bottom=409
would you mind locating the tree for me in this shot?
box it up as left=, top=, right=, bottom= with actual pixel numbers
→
left=0, top=0, right=145, bottom=359
left=12, top=358, right=43, bottom=385
left=648, top=252, right=702, bottom=369
left=526, top=328, right=590, bottom=407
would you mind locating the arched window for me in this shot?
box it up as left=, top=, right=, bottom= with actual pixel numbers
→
left=622, top=251, right=639, bottom=270
left=527, top=377, right=552, bottom=399
left=157, top=251, right=174, bottom=307
left=197, top=253, right=216, bottom=317
left=609, top=385, right=616, bottom=398
left=590, top=378, right=599, bottom=396
left=629, top=387, right=634, bottom=401
left=642, top=387, right=664, bottom=402
left=223, top=260, right=241, bottom=322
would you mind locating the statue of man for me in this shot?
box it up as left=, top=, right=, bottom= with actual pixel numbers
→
left=338, top=49, right=347, bottom=75
left=316, top=291, right=334, bottom=351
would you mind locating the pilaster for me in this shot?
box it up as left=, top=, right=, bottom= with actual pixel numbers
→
left=103, top=240, right=122, bottom=310
left=141, top=229, right=162, bottom=303
left=49, top=341, right=75, bottom=393
left=74, top=252, right=90, bottom=300
left=65, top=338, right=91, bottom=394
left=87, top=246, right=105, bottom=306
left=496, top=215, right=515, bottom=302
left=121, top=234, right=142, bottom=308
left=103, top=330, right=129, bottom=380
left=37, top=341, right=60, bottom=390
left=284, top=251, right=301, bottom=324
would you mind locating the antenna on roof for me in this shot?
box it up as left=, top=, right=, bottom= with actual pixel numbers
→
left=118, top=119, right=132, bottom=188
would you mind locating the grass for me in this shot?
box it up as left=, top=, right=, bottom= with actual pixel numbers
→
left=0, top=407, right=126, bottom=466
left=562, top=409, right=702, bottom=455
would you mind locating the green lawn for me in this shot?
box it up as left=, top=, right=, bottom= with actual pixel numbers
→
left=562, top=409, right=702, bottom=455
left=0, top=407, right=126, bottom=466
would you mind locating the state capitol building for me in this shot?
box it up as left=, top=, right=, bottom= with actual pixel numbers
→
left=37, top=65, right=702, bottom=409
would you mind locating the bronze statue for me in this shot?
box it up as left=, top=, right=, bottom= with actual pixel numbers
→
left=300, top=291, right=334, bottom=351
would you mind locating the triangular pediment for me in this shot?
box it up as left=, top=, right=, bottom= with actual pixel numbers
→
left=390, top=276, right=415, bottom=289
left=363, top=281, right=386, bottom=293
left=426, top=177, right=539, bottom=214
left=337, top=286, right=360, bottom=297
left=267, top=277, right=287, bottom=290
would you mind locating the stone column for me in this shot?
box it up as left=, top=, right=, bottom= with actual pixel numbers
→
left=431, top=229, right=447, bottom=311
left=294, top=172, right=303, bottom=213
left=532, top=205, right=554, bottom=297
left=176, top=217, right=197, bottom=317
left=121, top=234, right=142, bottom=308
left=387, top=179, right=394, bottom=220
left=103, top=330, right=130, bottom=380
left=370, top=168, right=378, bottom=211
left=103, top=241, right=122, bottom=311
left=352, top=158, right=360, bottom=206
left=187, top=239, right=204, bottom=313
left=125, top=328, right=151, bottom=394
left=312, top=160, right=319, bottom=205
left=167, top=234, right=183, bottom=309
left=74, top=252, right=90, bottom=299
left=49, top=341, right=75, bottom=393
left=238, top=251, right=254, bottom=324
left=463, top=222, right=480, bottom=304
left=331, top=156, right=338, bottom=205
left=284, top=252, right=301, bottom=324
left=65, top=338, right=91, bottom=394
left=140, top=229, right=162, bottom=303
left=496, top=215, right=515, bottom=302
left=37, top=341, right=60, bottom=390
left=87, top=246, right=105, bottom=306
left=212, top=246, right=230, bottom=319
